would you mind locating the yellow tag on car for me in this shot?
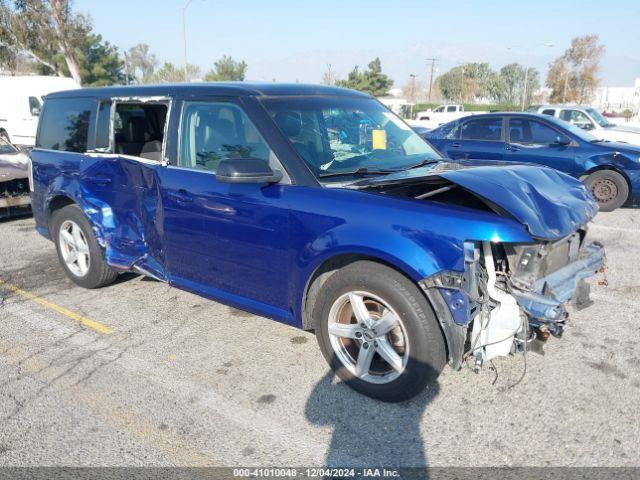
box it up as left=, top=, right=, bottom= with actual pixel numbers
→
left=372, top=129, right=387, bottom=150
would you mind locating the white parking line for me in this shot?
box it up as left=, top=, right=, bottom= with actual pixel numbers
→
left=590, top=224, right=640, bottom=233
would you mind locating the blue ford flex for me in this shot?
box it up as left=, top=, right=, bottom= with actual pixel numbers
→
left=30, top=84, right=604, bottom=401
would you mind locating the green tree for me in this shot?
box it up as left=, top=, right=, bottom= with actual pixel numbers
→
left=547, top=34, right=605, bottom=103
left=498, top=63, right=525, bottom=104
left=148, top=62, right=200, bottom=83
left=204, top=55, right=247, bottom=81
left=125, top=43, right=158, bottom=84
left=336, top=57, right=393, bottom=96
left=436, top=66, right=466, bottom=102
left=1, top=0, right=124, bottom=85
left=76, top=33, right=123, bottom=86
left=0, top=0, right=88, bottom=83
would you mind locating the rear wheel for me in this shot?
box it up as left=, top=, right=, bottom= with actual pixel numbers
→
left=585, top=170, right=629, bottom=212
left=312, top=261, right=446, bottom=402
left=51, top=205, right=118, bottom=289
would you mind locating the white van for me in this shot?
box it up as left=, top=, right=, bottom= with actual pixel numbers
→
left=0, top=75, right=80, bottom=147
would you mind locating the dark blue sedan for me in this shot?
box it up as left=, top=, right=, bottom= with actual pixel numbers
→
left=425, top=113, right=640, bottom=211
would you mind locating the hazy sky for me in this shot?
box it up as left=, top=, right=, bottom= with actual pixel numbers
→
left=76, top=0, right=640, bottom=87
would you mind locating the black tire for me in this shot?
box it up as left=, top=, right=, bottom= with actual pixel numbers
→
left=312, top=261, right=446, bottom=402
left=51, top=204, right=118, bottom=289
left=585, top=170, right=629, bottom=212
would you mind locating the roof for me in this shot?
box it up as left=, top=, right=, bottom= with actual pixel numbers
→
left=444, top=111, right=577, bottom=129
left=44, top=82, right=370, bottom=100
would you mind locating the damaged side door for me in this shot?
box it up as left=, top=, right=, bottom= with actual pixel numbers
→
left=80, top=97, right=171, bottom=280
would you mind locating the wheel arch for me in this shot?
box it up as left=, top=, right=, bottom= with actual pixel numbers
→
left=301, top=252, right=430, bottom=332
left=580, top=164, right=632, bottom=192
left=46, top=194, right=77, bottom=225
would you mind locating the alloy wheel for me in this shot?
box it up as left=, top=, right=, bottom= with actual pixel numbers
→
left=327, top=291, right=409, bottom=384
left=58, top=220, right=91, bottom=277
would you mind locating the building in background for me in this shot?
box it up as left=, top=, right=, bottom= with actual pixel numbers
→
left=594, top=78, right=640, bottom=115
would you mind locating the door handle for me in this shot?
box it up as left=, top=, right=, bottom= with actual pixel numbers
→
left=85, top=175, right=112, bottom=185
left=505, top=144, right=518, bottom=152
left=169, top=189, right=193, bottom=204
left=451, top=143, right=461, bottom=148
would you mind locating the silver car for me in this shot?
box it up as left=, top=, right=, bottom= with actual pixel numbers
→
left=0, top=137, right=31, bottom=218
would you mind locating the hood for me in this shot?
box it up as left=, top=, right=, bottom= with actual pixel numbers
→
left=607, top=124, right=640, bottom=135
left=351, top=161, right=598, bottom=240
left=0, top=152, right=29, bottom=182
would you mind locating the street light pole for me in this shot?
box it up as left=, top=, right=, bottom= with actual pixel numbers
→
left=507, top=43, right=553, bottom=111
left=521, top=65, right=529, bottom=111
left=182, top=0, right=194, bottom=82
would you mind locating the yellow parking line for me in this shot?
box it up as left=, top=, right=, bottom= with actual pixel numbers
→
left=0, top=280, right=113, bottom=335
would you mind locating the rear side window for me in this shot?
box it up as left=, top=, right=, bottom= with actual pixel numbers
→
left=541, top=109, right=555, bottom=116
left=509, top=118, right=564, bottom=144
left=37, top=97, right=95, bottom=153
left=446, top=106, right=457, bottom=112
left=460, top=117, right=503, bottom=141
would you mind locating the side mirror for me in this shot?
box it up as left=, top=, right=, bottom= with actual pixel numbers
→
left=216, top=158, right=283, bottom=184
left=554, top=136, right=571, bottom=146
left=582, top=123, right=595, bottom=131
left=31, top=107, right=41, bottom=116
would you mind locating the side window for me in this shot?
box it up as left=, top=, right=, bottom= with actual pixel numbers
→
left=560, top=109, right=593, bottom=129
left=28, top=96, right=41, bottom=116
left=460, top=117, right=503, bottom=141
left=36, top=97, right=95, bottom=153
left=446, top=106, right=457, bottom=112
left=541, top=109, right=555, bottom=116
left=509, top=119, right=563, bottom=145
left=179, top=101, right=273, bottom=173
left=94, top=101, right=112, bottom=150
left=113, top=102, right=168, bottom=161
left=434, top=106, right=444, bottom=112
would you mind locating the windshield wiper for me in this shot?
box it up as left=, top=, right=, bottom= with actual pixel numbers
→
left=404, top=158, right=440, bottom=170
left=319, top=167, right=397, bottom=178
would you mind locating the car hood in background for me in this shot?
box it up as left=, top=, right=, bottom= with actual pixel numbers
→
left=0, top=152, right=29, bottom=182
left=350, top=160, right=598, bottom=240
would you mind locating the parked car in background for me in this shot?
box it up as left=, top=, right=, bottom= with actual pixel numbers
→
left=0, top=136, right=31, bottom=218
left=0, top=75, right=79, bottom=148
left=425, top=113, right=640, bottom=211
left=409, top=104, right=487, bottom=129
left=529, top=105, right=640, bottom=146
left=31, top=84, right=604, bottom=402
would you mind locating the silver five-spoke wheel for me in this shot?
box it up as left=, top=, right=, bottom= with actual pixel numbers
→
left=58, top=219, right=90, bottom=277
left=327, top=290, right=409, bottom=384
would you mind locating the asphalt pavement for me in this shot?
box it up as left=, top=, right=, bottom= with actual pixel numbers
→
left=0, top=209, right=638, bottom=467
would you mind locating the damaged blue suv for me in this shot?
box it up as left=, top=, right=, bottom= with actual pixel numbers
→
left=31, top=84, right=605, bottom=402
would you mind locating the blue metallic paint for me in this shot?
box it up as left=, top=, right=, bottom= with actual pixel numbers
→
left=32, top=147, right=535, bottom=328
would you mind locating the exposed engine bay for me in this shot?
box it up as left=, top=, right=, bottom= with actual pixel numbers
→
left=421, top=234, right=604, bottom=370
left=353, top=166, right=606, bottom=370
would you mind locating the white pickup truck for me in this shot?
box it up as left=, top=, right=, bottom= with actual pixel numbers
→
left=408, top=104, right=487, bottom=130
left=530, top=105, right=640, bottom=146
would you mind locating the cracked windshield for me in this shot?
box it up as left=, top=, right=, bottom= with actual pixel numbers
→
left=264, top=97, right=441, bottom=178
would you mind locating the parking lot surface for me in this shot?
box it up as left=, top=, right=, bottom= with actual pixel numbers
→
left=0, top=209, right=638, bottom=467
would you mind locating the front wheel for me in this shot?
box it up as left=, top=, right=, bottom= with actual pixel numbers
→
left=51, top=204, right=118, bottom=289
left=312, top=261, right=446, bottom=402
left=585, top=170, right=629, bottom=212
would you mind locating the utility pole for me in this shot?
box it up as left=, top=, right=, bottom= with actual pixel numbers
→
left=182, top=0, right=194, bottom=82
left=426, top=58, right=438, bottom=102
